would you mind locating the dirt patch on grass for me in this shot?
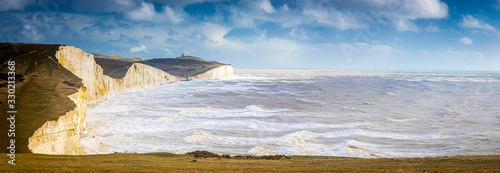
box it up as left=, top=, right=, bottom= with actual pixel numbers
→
left=186, top=150, right=290, bottom=160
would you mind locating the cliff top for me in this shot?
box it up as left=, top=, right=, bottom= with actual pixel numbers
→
left=139, top=56, right=229, bottom=77
left=93, top=54, right=144, bottom=62
left=94, top=58, right=133, bottom=79
left=95, top=54, right=229, bottom=79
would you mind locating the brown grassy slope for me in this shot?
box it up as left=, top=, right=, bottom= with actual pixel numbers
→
left=0, top=153, right=498, bottom=172
left=92, top=54, right=124, bottom=60
left=127, top=57, right=143, bottom=61
left=94, top=58, right=133, bottom=79
left=95, top=55, right=227, bottom=79
left=0, top=43, right=83, bottom=153
left=138, top=56, right=226, bottom=78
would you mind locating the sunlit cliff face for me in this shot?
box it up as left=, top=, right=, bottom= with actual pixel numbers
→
left=28, top=45, right=234, bottom=155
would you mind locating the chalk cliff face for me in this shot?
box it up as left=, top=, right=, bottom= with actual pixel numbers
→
left=27, top=45, right=234, bottom=155
left=55, top=46, right=178, bottom=105
left=190, top=65, right=234, bottom=80
left=28, top=46, right=181, bottom=154
left=28, top=87, right=87, bottom=154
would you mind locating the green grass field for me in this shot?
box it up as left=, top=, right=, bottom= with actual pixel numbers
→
left=0, top=153, right=499, bottom=172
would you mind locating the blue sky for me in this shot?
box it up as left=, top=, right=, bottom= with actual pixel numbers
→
left=1, top=0, right=500, bottom=71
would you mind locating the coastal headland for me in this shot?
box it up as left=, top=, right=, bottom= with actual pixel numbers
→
left=0, top=43, right=233, bottom=156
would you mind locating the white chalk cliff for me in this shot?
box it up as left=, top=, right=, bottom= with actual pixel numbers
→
left=28, top=87, right=87, bottom=155
left=190, top=65, right=234, bottom=80
left=28, top=45, right=234, bottom=155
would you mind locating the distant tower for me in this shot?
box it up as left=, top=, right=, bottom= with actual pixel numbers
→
left=181, top=53, right=185, bottom=57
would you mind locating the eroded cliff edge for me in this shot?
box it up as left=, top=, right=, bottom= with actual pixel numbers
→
left=54, top=46, right=179, bottom=105
left=26, top=46, right=177, bottom=154
left=190, top=65, right=234, bottom=80
left=0, top=44, right=234, bottom=155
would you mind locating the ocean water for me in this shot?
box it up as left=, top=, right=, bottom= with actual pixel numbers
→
left=80, top=69, right=500, bottom=158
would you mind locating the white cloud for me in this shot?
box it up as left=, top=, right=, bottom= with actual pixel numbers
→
left=393, top=19, right=419, bottom=32
left=289, top=28, right=311, bottom=40
left=459, top=37, right=473, bottom=45
left=368, top=44, right=396, bottom=54
left=420, top=50, right=484, bottom=62
left=268, top=5, right=310, bottom=28
left=325, top=0, right=448, bottom=20
left=73, top=0, right=224, bottom=13
left=10, top=0, right=495, bottom=70
left=255, top=0, right=275, bottom=13
left=396, top=0, right=449, bottom=19
left=425, top=24, right=440, bottom=32
left=224, top=0, right=448, bottom=32
left=163, top=6, right=185, bottom=23
left=131, top=44, right=147, bottom=52
left=0, top=0, right=35, bottom=11
left=126, top=2, right=156, bottom=20
left=73, top=0, right=139, bottom=13
left=147, top=0, right=224, bottom=6
left=459, top=14, right=496, bottom=31
left=200, top=23, right=231, bottom=44
left=226, top=0, right=368, bottom=29
left=391, top=0, right=448, bottom=32
left=126, top=2, right=186, bottom=23
left=281, top=4, right=290, bottom=11
left=445, top=51, right=483, bottom=60
left=331, top=0, right=448, bottom=32
left=493, top=0, right=500, bottom=11
left=226, top=1, right=285, bottom=28
left=300, top=1, right=367, bottom=30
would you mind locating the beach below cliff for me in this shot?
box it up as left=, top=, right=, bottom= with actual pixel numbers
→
left=1, top=153, right=498, bottom=172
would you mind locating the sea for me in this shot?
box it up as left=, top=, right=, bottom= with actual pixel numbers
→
left=80, top=69, right=500, bottom=158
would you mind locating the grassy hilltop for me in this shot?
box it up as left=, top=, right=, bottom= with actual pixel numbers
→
left=94, top=55, right=228, bottom=79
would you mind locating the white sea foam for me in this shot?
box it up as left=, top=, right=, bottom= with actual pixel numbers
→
left=184, top=130, right=211, bottom=143
left=340, top=140, right=377, bottom=158
left=248, top=145, right=273, bottom=156
left=276, top=130, right=332, bottom=156
left=158, top=107, right=207, bottom=122
left=81, top=70, right=500, bottom=157
left=245, top=105, right=265, bottom=111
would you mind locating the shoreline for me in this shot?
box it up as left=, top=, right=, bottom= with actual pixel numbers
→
left=2, top=153, right=499, bottom=172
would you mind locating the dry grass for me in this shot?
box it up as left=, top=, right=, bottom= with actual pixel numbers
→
left=0, top=153, right=498, bottom=172
left=139, top=56, right=226, bottom=77
left=94, top=58, right=133, bottom=79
